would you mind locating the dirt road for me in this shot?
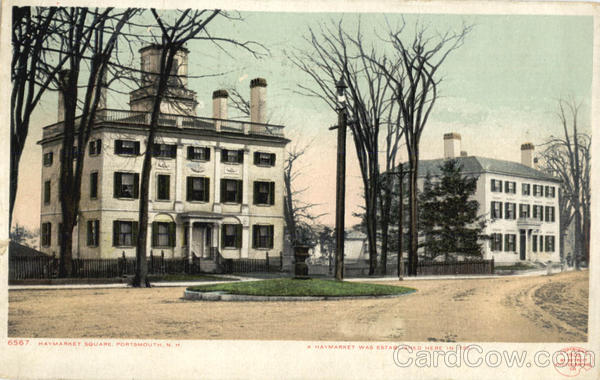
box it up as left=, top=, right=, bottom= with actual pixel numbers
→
left=8, top=270, right=588, bottom=342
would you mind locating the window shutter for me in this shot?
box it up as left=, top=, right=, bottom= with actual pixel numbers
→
left=237, top=180, right=243, bottom=203
left=269, top=225, right=274, bottom=248
left=187, top=146, right=193, bottom=159
left=96, top=140, right=102, bottom=154
left=87, top=221, right=92, bottom=246
left=114, top=172, right=121, bottom=198
left=203, top=178, right=210, bottom=202
left=205, top=147, right=211, bottom=161
left=115, top=140, right=122, bottom=154
left=170, top=145, right=177, bottom=158
left=113, top=221, right=119, bottom=246
left=252, top=226, right=257, bottom=248
left=151, top=222, right=157, bottom=247
left=221, top=227, right=226, bottom=248
left=253, top=182, right=258, bottom=204
left=221, top=149, right=227, bottom=162
left=254, top=152, right=259, bottom=165
left=133, top=173, right=140, bottom=198
left=132, top=222, right=139, bottom=245
left=269, top=182, right=275, bottom=205
left=134, top=141, right=140, bottom=155
left=499, top=203, right=502, bottom=219
left=48, top=224, right=52, bottom=246
left=236, top=225, right=242, bottom=248
left=186, top=177, right=192, bottom=201
left=220, top=179, right=226, bottom=202
left=270, top=153, right=276, bottom=166
left=89, top=141, right=94, bottom=155
left=169, top=222, right=176, bottom=247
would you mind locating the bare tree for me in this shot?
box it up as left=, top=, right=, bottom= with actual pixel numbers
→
left=10, top=7, right=66, bottom=226
left=55, top=7, right=137, bottom=277
left=283, top=142, right=326, bottom=246
left=537, top=99, right=591, bottom=267
left=289, top=20, right=395, bottom=275
left=373, top=20, right=471, bottom=275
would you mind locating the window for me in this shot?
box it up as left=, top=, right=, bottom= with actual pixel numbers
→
left=90, top=172, right=98, bottom=199
left=221, top=224, right=242, bottom=249
left=43, top=152, right=53, bottom=166
left=113, top=221, right=138, bottom=247
left=187, top=177, right=210, bottom=202
left=187, top=146, right=210, bottom=161
left=89, top=139, right=102, bottom=155
left=153, top=143, right=177, bottom=158
left=221, top=149, right=244, bottom=164
left=491, top=179, right=503, bottom=192
left=253, top=181, right=275, bottom=205
left=545, top=236, right=555, bottom=252
left=87, top=220, right=99, bottom=247
left=114, top=172, right=139, bottom=199
left=545, top=206, right=555, bottom=222
left=539, top=235, right=544, bottom=252
left=545, top=186, right=556, bottom=198
left=254, top=152, right=276, bottom=166
left=152, top=222, right=176, bottom=247
left=41, top=222, right=51, bottom=246
left=156, top=175, right=170, bottom=200
left=252, top=225, right=274, bottom=249
left=221, top=179, right=242, bottom=203
left=519, top=204, right=530, bottom=218
left=115, top=140, right=140, bottom=155
left=504, top=181, right=516, bottom=194
left=44, top=180, right=51, bottom=204
left=490, top=233, right=502, bottom=251
left=522, top=183, right=530, bottom=196
left=491, top=201, right=502, bottom=219
left=532, top=234, right=538, bottom=252
left=504, top=203, right=516, bottom=219
left=532, top=205, right=544, bottom=221
left=533, top=184, right=543, bottom=197
left=504, top=234, right=516, bottom=252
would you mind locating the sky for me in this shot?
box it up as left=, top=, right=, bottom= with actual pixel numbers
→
left=11, top=11, right=593, bottom=231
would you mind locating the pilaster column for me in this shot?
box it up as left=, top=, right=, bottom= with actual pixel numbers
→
left=187, top=222, right=194, bottom=262
left=242, top=148, right=249, bottom=212
left=213, top=147, right=222, bottom=213
left=174, top=143, right=184, bottom=212
left=241, top=225, right=249, bottom=258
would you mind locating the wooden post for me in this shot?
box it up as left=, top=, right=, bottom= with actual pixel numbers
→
left=279, top=251, right=283, bottom=271
left=266, top=252, right=269, bottom=272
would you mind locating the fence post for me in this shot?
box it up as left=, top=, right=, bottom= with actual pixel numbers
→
left=161, top=250, right=165, bottom=275
left=266, top=252, right=269, bottom=272
left=150, top=251, right=154, bottom=274
left=279, top=251, right=283, bottom=271
left=491, top=257, right=494, bottom=274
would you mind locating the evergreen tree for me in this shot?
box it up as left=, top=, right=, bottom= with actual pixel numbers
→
left=418, top=159, right=487, bottom=261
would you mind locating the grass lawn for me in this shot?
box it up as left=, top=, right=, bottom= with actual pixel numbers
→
left=495, top=263, right=537, bottom=271
left=148, top=274, right=235, bottom=282
left=187, top=278, right=415, bottom=297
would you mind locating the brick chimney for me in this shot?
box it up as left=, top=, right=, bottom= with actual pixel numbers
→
left=250, top=78, right=267, bottom=124
left=57, top=70, right=71, bottom=122
left=212, top=89, right=228, bottom=119
left=521, top=143, right=535, bottom=167
left=443, top=132, right=461, bottom=159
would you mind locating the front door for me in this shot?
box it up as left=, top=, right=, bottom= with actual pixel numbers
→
left=519, top=230, right=526, bottom=260
left=192, top=224, right=205, bottom=258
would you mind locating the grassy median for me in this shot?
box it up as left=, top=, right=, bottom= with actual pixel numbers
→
left=187, top=278, right=415, bottom=297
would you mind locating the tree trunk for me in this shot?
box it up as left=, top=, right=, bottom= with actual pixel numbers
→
left=133, top=145, right=152, bottom=287
left=408, top=152, right=419, bottom=276
left=366, top=186, right=378, bottom=275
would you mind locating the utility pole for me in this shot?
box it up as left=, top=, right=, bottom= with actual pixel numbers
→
left=333, top=77, right=347, bottom=281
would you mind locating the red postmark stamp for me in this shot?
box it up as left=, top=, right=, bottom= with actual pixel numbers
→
left=553, top=347, right=595, bottom=377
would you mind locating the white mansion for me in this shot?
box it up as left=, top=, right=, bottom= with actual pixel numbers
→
left=38, top=46, right=288, bottom=265
left=414, top=133, right=561, bottom=264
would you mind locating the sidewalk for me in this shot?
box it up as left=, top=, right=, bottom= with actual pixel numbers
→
left=9, top=274, right=251, bottom=290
